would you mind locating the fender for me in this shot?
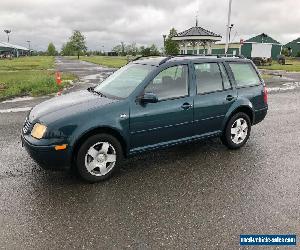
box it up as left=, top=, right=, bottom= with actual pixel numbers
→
left=67, top=101, right=130, bottom=158
left=221, top=97, right=254, bottom=131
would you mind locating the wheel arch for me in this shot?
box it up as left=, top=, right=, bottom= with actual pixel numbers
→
left=71, top=126, right=128, bottom=166
left=222, top=105, right=254, bottom=132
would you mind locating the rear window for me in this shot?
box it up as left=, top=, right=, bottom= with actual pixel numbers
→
left=229, top=63, right=261, bottom=87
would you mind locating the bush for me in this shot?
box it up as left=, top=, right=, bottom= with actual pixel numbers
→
left=296, top=51, right=300, bottom=57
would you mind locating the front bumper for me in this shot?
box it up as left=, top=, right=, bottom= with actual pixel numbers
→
left=21, top=134, right=71, bottom=170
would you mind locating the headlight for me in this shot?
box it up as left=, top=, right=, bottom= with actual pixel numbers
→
left=31, top=123, right=47, bottom=139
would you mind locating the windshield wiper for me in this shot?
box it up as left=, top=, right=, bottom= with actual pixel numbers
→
left=87, top=87, right=107, bottom=98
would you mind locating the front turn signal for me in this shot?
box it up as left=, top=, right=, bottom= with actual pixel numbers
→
left=54, top=144, right=68, bottom=151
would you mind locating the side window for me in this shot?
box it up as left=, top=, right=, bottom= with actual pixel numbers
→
left=219, top=63, right=231, bottom=90
left=145, top=65, right=188, bottom=100
left=195, top=63, right=223, bottom=94
left=229, top=63, right=261, bottom=87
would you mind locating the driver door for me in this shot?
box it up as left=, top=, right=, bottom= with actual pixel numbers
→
left=129, top=64, right=194, bottom=151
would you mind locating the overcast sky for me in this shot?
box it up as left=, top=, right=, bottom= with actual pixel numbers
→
left=0, top=0, right=299, bottom=51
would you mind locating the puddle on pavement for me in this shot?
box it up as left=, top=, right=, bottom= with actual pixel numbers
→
left=268, top=82, right=300, bottom=92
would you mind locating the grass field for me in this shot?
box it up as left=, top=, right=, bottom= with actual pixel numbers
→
left=0, top=56, right=55, bottom=71
left=0, top=56, right=76, bottom=101
left=259, top=58, right=300, bottom=72
left=70, top=56, right=128, bottom=68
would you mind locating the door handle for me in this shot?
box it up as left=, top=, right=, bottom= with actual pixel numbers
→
left=181, top=103, right=193, bottom=110
left=225, top=95, right=235, bottom=102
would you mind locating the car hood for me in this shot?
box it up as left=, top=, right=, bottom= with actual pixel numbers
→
left=29, top=90, right=116, bottom=122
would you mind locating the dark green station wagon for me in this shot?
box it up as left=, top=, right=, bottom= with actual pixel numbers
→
left=22, top=55, right=268, bottom=182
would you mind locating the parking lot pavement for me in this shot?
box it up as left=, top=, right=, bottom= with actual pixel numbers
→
left=0, top=61, right=300, bottom=248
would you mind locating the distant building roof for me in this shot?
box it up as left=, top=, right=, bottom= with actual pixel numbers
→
left=285, top=37, right=300, bottom=46
left=0, top=41, right=29, bottom=51
left=245, top=33, right=281, bottom=45
left=176, top=26, right=221, bottom=38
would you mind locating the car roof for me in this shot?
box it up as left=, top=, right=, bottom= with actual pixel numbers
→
left=133, top=55, right=250, bottom=67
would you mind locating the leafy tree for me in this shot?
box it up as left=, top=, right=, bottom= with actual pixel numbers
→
left=125, top=42, right=139, bottom=56
left=120, top=42, right=126, bottom=56
left=140, top=46, right=151, bottom=56
left=112, top=44, right=123, bottom=55
left=165, top=28, right=179, bottom=55
left=47, top=42, right=57, bottom=56
left=149, top=44, right=160, bottom=56
left=69, top=30, right=87, bottom=59
left=61, top=42, right=75, bottom=56
left=281, top=48, right=290, bottom=57
left=140, top=44, right=160, bottom=56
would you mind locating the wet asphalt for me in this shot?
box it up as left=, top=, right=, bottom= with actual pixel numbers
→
left=0, top=57, right=300, bottom=249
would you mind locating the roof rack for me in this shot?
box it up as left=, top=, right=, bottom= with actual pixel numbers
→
left=158, top=54, right=245, bottom=64
left=159, top=56, right=173, bottom=65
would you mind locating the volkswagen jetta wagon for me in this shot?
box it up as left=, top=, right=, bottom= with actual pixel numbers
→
left=22, top=55, right=268, bottom=182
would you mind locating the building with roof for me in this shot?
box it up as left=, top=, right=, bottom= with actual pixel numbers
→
left=172, top=21, right=222, bottom=55
left=284, top=37, right=300, bottom=57
left=210, top=33, right=282, bottom=60
left=171, top=27, right=282, bottom=60
left=0, top=41, right=30, bottom=57
left=240, top=33, right=282, bottom=60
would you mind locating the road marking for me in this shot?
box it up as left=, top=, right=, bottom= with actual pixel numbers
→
left=1, top=96, right=34, bottom=104
left=0, top=107, right=32, bottom=113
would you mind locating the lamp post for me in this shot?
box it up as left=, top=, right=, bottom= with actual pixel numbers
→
left=26, top=40, right=31, bottom=56
left=26, top=40, right=31, bottom=50
left=224, top=0, right=233, bottom=55
left=228, top=24, right=234, bottom=43
left=4, top=30, right=11, bottom=43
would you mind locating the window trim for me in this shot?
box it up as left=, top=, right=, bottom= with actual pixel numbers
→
left=219, top=62, right=233, bottom=90
left=143, top=64, right=190, bottom=102
left=228, top=61, right=262, bottom=89
left=194, top=62, right=229, bottom=95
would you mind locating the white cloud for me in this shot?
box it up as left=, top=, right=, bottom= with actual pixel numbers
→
left=0, top=0, right=299, bottom=51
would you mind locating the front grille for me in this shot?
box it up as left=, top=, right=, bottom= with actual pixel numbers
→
left=23, top=117, right=32, bottom=134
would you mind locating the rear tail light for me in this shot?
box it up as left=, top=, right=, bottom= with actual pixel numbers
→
left=263, top=86, right=268, bottom=104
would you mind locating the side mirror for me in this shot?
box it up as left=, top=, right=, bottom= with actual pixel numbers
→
left=140, top=92, right=158, bottom=104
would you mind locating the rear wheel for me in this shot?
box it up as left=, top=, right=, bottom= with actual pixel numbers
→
left=221, top=112, right=251, bottom=149
left=76, top=134, right=123, bottom=182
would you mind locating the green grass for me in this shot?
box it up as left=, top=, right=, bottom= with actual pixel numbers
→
left=0, top=56, right=55, bottom=71
left=0, top=56, right=76, bottom=101
left=69, top=56, right=128, bottom=68
left=259, top=58, right=300, bottom=72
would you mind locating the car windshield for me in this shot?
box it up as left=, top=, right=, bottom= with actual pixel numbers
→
left=94, top=63, right=155, bottom=99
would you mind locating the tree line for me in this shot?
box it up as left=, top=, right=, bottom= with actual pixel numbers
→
left=46, top=28, right=180, bottom=58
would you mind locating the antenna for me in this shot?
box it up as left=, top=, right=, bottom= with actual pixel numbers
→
left=196, top=0, right=200, bottom=27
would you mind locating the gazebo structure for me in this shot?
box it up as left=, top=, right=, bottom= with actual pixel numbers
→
left=172, top=22, right=222, bottom=55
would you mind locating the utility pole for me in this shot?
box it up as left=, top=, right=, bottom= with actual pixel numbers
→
left=224, top=0, right=233, bottom=55
left=26, top=40, right=31, bottom=50
left=4, top=30, right=11, bottom=43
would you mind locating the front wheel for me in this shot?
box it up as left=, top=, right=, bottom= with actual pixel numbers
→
left=76, top=134, right=123, bottom=182
left=221, top=112, right=251, bottom=149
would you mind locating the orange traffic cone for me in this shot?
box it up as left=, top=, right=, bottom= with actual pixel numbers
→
left=55, top=72, right=62, bottom=85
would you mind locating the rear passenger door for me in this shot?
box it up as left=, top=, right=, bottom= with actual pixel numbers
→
left=193, top=62, right=237, bottom=136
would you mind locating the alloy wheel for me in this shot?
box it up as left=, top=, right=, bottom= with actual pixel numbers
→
left=84, top=141, right=117, bottom=176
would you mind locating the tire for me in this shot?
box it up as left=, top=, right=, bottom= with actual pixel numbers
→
left=221, top=112, right=251, bottom=149
left=76, top=134, right=123, bottom=182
